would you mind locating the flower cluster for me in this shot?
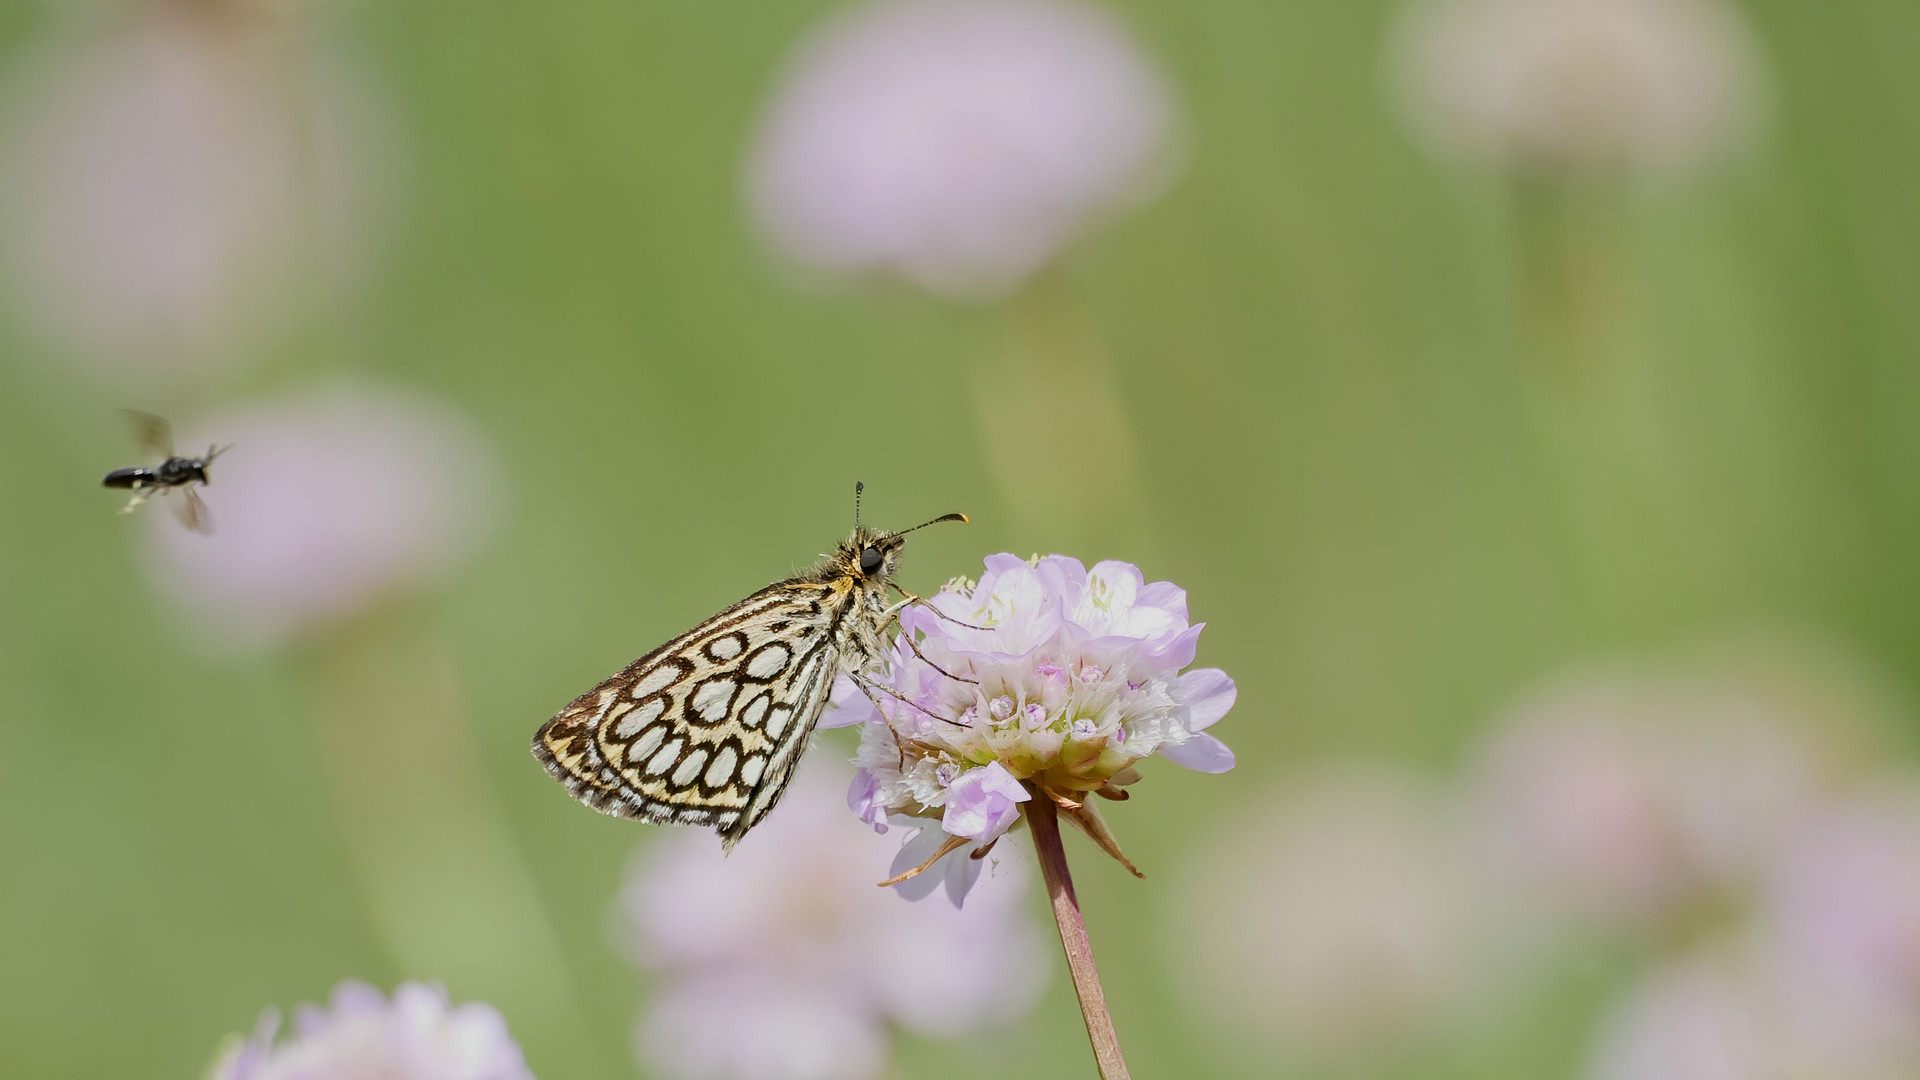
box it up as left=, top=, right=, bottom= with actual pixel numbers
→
left=0, top=0, right=392, bottom=376
left=746, top=0, right=1177, bottom=300
left=144, top=381, right=497, bottom=649
left=1387, top=0, right=1765, bottom=182
left=619, top=759, right=1044, bottom=1080
left=1172, top=642, right=1920, bottom=1076
left=825, top=554, right=1236, bottom=903
left=209, top=981, right=532, bottom=1080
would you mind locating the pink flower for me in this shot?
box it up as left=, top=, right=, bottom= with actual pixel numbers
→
left=1584, top=957, right=1775, bottom=1080
left=827, top=555, right=1235, bottom=901
left=0, top=4, right=394, bottom=376
left=209, top=981, right=531, bottom=1080
left=942, top=761, right=1028, bottom=842
left=618, top=758, right=1045, bottom=1080
left=139, top=382, right=497, bottom=648
left=746, top=0, right=1177, bottom=300
left=1585, top=945, right=1920, bottom=1080
left=1466, top=668, right=1824, bottom=930
left=1172, top=766, right=1524, bottom=1061
left=1756, top=784, right=1920, bottom=1062
left=1581, top=789, right=1920, bottom=1080
left=1387, top=0, right=1766, bottom=181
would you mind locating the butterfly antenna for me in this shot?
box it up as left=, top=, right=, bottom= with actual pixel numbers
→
left=899, top=511, right=969, bottom=535
left=854, top=480, right=864, bottom=530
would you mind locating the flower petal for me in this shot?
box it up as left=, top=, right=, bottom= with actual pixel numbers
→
left=818, top=674, right=875, bottom=729
left=888, top=825, right=951, bottom=902
left=1162, top=732, right=1236, bottom=773
left=941, top=762, right=1029, bottom=843
left=1136, top=579, right=1189, bottom=621
left=943, top=848, right=987, bottom=908
left=846, top=769, right=889, bottom=833
left=1176, top=668, right=1237, bottom=731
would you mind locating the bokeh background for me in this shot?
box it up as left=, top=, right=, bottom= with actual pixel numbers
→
left=1, top=0, right=1916, bottom=1077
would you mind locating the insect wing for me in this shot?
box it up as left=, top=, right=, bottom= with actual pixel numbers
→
left=169, top=486, right=213, bottom=535
left=121, top=410, right=176, bottom=459
left=533, top=581, right=846, bottom=846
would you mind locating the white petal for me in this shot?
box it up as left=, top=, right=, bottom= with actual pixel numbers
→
left=1177, top=668, right=1236, bottom=731
left=1162, top=732, right=1236, bottom=773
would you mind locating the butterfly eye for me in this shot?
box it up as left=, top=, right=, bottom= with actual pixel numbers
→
left=859, top=546, right=884, bottom=574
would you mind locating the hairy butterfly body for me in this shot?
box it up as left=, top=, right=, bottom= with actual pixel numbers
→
left=532, top=486, right=965, bottom=849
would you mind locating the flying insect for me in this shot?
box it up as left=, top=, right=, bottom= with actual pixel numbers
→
left=103, top=411, right=230, bottom=535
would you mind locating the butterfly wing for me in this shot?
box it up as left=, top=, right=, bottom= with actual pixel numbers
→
left=533, top=578, right=853, bottom=848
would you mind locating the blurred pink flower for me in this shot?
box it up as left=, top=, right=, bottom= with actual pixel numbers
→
left=1387, top=0, right=1765, bottom=181
left=1756, top=783, right=1920, bottom=1063
left=746, top=0, right=1177, bottom=300
left=0, top=3, right=394, bottom=376
left=1467, top=669, right=1826, bottom=930
left=1586, top=943, right=1920, bottom=1080
left=827, top=555, right=1235, bottom=902
left=1585, top=955, right=1775, bottom=1080
left=140, top=382, right=497, bottom=647
left=1172, top=766, right=1522, bottom=1060
left=617, top=757, right=1045, bottom=1080
left=211, top=980, right=531, bottom=1080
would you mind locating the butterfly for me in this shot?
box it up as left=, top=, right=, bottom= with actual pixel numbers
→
left=532, top=483, right=969, bottom=849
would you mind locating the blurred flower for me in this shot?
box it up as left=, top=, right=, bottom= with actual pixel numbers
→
left=746, top=0, right=1177, bottom=300
left=618, top=757, right=1044, bottom=1080
left=141, top=382, right=497, bottom=648
left=0, top=1, right=395, bottom=377
left=1387, top=0, right=1765, bottom=181
left=825, top=555, right=1234, bottom=901
left=1586, top=943, right=1920, bottom=1080
left=210, top=980, right=531, bottom=1080
left=1584, top=954, right=1777, bottom=1080
left=1755, top=783, right=1920, bottom=1064
left=1466, top=667, right=1831, bottom=930
left=1583, top=781, right=1920, bottom=1080
left=1172, top=766, right=1522, bottom=1061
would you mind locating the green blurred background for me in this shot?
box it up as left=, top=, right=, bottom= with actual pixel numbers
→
left=1, top=1, right=1916, bottom=1077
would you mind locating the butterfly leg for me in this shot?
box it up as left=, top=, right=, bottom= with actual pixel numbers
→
left=887, top=583, right=992, bottom=631
left=848, top=671, right=968, bottom=730
left=884, top=615, right=979, bottom=687
left=882, top=586, right=985, bottom=688
left=845, top=674, right=913, bottom=770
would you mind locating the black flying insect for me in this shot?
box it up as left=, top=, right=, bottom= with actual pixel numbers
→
left=102, top=411, right=231, bottom=535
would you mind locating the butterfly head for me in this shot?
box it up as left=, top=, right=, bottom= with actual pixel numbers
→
left=834, top=510, right=969, bottom=584
left=838, top=526, right=906, bottom=582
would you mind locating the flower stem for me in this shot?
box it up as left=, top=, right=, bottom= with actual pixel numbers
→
left=1023, top=790, right=1130, bottom=1080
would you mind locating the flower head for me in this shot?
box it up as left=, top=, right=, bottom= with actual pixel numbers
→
left=1387, top=0, right=1766, bottom=182
left=1756, top=784, right=1920, bottom=1061
left=142, top=382, right=497, bottom=649
left=0, top=2, right=394, bottom=376
left=209, top=980, right=531, bottom=1080
left=1466, top=667, right=1828, bottom=930
left=746, top=0, right=1177, bottom=300
left=1172, top=766, right=1525, bottom=1062
left=619, top=758, right=1044, bottom=1080
left=827, top=554, right=1235, bottom=900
